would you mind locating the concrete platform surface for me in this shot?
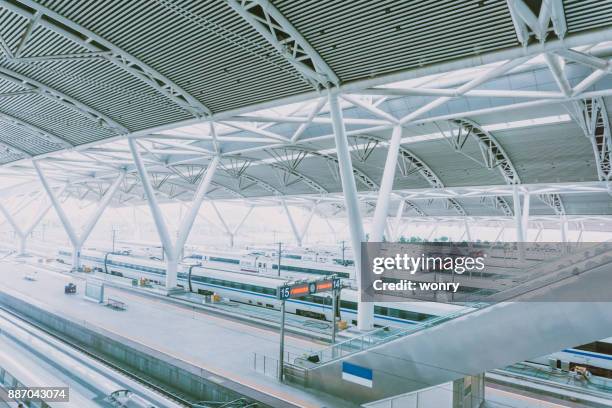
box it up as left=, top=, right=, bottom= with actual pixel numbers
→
left=0, top=260, right=353, bottom=408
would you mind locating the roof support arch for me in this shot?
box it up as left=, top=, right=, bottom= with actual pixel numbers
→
left=356, top=133, right=467, bottom=216
left=282, top=146, right=379, bottom=191
left=226, top=0, right=339, bottom=89
left=0, top=111, right=72, bottom=148
left=570, top=97, right=612, bottom=182
left=1, top=0, right=211, bottom=118
left=0, top=67, right=128, bottom=134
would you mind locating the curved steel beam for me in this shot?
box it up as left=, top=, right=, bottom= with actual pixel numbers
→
left=209, top=181, right=246, bottom=199
left=356, top=134, right=467, bottom=216
left=1, top=0, right=211, bottom=117
left=226, top=0, right=338, bottom=89
left=495, top=196, right=514, bottom=217
left=446, top=198, right=467, bottom=217
left=0, top=111, right=72, bottom=148
left=165, top=163, right=246, bottom=199
left=570, top=97, right=612, bottom=182
left=538, top=192, right=566, bottom=216
left=445, top=119, right=520, bottom=215
left=263, top=148, right=328, bottom=194
left=0, top=140, right=30, bottom=158
left=450, top=119, right=520, bottom=185
left=239, top=173, right=281, bottom=195
left=0, top=67, right=128, bottom=134
left=281, top=145, right=378, bottom=190
left=168, top=177, right=246, bottom=199
left=404, top=200, right=426, bottom=217
left=215, top=158, right=282, bottom=195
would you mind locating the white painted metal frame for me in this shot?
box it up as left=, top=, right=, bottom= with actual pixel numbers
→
left=34, top=161, right=125, bottom=268
left=329, top=90, right=373, bottom=330
left=227, top=0, right=339, bottom=89
left=129, top=138, right=219, bottom=288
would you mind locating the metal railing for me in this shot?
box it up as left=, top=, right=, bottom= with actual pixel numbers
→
left=252, top=352, right=308, bottom=384
left=296, top=305, right=483, bottom=368
left=494, top=362, right=612, bottom=396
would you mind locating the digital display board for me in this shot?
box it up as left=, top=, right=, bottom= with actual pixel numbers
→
left=277, top=277, right=341, bottom=300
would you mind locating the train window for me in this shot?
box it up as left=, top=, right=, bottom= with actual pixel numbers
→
left=374, top=306, right=389, bottom=316
left=386, top=308, right=431, bottom=322
left=266, top=304, right=274, bottom=309
left=340, top=300, right=357, bottom=310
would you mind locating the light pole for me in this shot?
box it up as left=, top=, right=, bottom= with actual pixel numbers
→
left=277, top=241, right=282, bottom=277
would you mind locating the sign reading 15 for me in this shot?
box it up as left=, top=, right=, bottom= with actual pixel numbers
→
left=278, top=286, right=291, bottom=300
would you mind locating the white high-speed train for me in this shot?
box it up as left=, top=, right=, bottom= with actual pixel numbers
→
left=57, top=248, right=468, bottom=328
left=188, top=249, right=354, bottom=278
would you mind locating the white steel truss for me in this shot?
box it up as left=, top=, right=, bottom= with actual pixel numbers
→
left=444, top=119, right=520, bottom=185
left=227, top=0, right=339, bottom=89
left=264, top=148, right=329, bottom=194
left=0, top=68, right=128, bottom=134
left=538, top=192, right=566, bottom=216
left=356, top=133, right=467, bottom=217
left=507, top=0, right=567, bottom=45
left=570, top=97, right=612, bottom=182
left=442, top=118, right=518, bottom=216
left=0, top=0, right=211, bottom=118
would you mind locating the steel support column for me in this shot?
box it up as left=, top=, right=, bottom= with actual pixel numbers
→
left=522, top=192, right=531, bottom=240
left=175, top=156, right=219, bottom=250
left=464, top=219, right=472, bottom=242
left=371, top=126, right=402, bottom=242
left=329, top=91, right=372, bottom=330
left=79, top=172, right=125, bottom=246
left=0, top=186, right=65, bottom=255
left=391, top=200, right=406, bottom=242
left=300, top=204, right=318, bottom=246
left=0, top=202, right=26, bottom=254
left=512, top=184, right=526, bottom=261
left=230, top=205, right=255, bottom=248
left=33, top=161, right=80, bottom=267
left=129, top=139, right=178, bottom=288
left=282, top=201, right=302, bottom=247
left=560, top=216, right=569, bottom=243
left=211, top=201, right=235, bottom=248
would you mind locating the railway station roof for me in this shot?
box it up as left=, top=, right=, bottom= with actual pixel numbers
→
left=0, top=0, right=611, bottom=222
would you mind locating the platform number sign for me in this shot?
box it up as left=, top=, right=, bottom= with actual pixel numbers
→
left=278, top=285, right=291, bottom=300
left=277, top=277, right=341, bottom=300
